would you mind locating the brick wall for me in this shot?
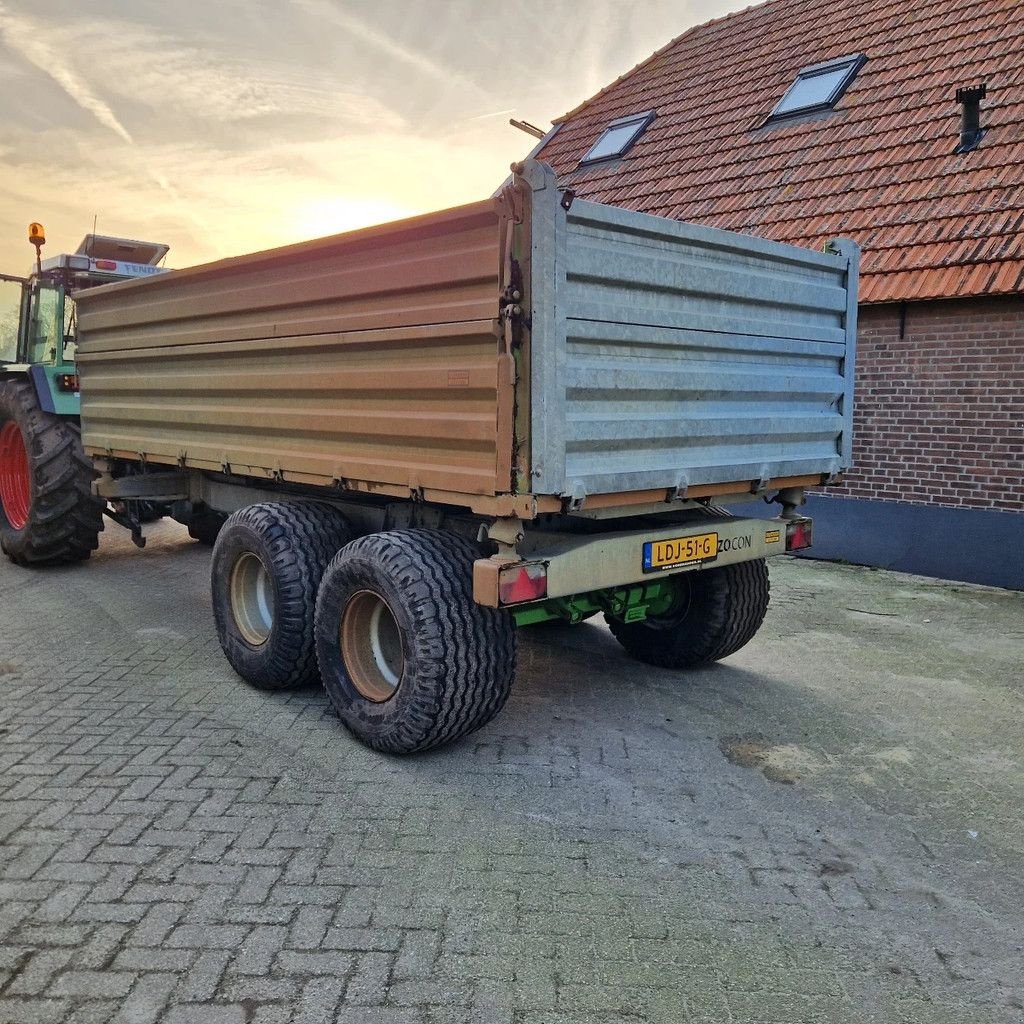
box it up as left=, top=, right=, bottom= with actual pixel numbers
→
left=835, top=295, right=1024, bottom=511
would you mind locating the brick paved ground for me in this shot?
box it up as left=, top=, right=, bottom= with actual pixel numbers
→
left=1, top=522, right=1021, bottom=1024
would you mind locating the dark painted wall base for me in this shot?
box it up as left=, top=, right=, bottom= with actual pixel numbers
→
left=731, top=495, right=1024, bottom=591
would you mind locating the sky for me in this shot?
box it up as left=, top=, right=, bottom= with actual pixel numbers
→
left=0, top=0, right=751, bottom=272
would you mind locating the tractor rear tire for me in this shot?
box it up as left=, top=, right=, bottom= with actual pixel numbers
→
left=314, top=530, right=517, bottom=754
left=606, top=559, right=770, bottom=669
left=0, top=378, right=104, bottom=567
left=211, top=501, right=353, bottom=690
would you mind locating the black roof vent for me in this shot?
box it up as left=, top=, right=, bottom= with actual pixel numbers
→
left=955, top=84, right=988, bottom=154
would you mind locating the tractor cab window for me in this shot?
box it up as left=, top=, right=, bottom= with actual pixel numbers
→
left=0, top=278, right=24, bottom=364
left=62, top=295, right=78, bottom=361
left=26, top=281, right=64, bottom=365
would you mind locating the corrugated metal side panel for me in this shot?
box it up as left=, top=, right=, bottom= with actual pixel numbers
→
left=77, top=202, right=509, bottom=497
left=527, top=166, right=858, bottom=498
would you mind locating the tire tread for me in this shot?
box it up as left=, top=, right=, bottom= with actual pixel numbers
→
left=607, top=558, right=770, bottom=669
left=211, top=501, right=352, bottom=689
left=0, top=379, right=103, bottom=566
left=316, top=529, right=516, bottom=753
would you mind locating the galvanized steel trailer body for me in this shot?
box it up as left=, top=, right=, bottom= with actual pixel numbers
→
left=66, top=160, right=859, bottom=751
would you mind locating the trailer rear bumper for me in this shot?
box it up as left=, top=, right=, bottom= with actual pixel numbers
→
left=474, top=514, right=804, bottom=608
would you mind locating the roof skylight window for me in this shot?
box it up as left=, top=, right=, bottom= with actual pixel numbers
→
left=766, top=54, right=866, bottom=122
left=580, top=110, right=655, bottom=164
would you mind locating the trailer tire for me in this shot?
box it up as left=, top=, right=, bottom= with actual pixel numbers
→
left=130, top=502, right=167, bottom=525
left=606, top=559, right=770, bottom=669
left=211, top=501, right=353, bottom=690
left=315, top=530, right=516, bottom=754
left=188, top=510, right=226, bottom=546
left=0, top=378, right=103, bottom=567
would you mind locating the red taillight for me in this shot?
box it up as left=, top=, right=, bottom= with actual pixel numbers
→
left=56, top=373, right=80, bottom=392
left=498, top=562, right=548, bottom=605
left=785, top=518, right=813, bottom=551
left=94, top=259, right=118, bottom=270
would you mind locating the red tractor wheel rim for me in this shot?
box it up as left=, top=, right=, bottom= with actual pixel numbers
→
left=0, top=420, right=31, bottom=530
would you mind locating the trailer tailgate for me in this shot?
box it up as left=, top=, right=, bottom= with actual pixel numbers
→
left=523, top=163, right=858, bottom=501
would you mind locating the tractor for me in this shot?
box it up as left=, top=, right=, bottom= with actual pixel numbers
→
left=0, top=225, right=171, bottom=565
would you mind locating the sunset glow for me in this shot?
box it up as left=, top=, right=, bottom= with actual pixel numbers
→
left=0, top=0, right=749, bottom=272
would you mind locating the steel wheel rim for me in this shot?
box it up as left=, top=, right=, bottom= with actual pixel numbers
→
left=0, top=420, right=31, bottom=531
left=230, top=552, right=274, bottom=646
left=340, top=590, right=404, bottom=702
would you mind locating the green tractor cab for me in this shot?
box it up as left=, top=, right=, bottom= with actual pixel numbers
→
left=0, top=226, right=170, bottom=565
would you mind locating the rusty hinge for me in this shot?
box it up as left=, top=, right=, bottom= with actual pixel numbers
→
left=497, top=174, right=526, bottom=225
left=499, top=285, right=522, bottom=357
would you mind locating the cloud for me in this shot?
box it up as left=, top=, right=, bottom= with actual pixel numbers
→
left=0, top=1, right=133, bottom=143
left=0, top=0, right=755, bottom=274
left=0, top=117, right=527, bottom=272
left=0, top=0, right=412, bottom=143
left=0, top=10, right=405, bottom=133
left=61, top=19, right=407, bottom=131
left=293, top=0, right=485, bottom=97
left=0, top=0, right=413, bottom=245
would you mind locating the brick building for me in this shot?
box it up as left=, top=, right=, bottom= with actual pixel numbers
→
left=530, top=0, right=1023, bottom=588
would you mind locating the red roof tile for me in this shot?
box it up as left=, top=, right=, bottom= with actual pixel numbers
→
left=537, top=0, right=1023, bottom=304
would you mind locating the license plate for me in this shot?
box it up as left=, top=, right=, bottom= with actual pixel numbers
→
left=643, top=532, right=719, bottom=572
